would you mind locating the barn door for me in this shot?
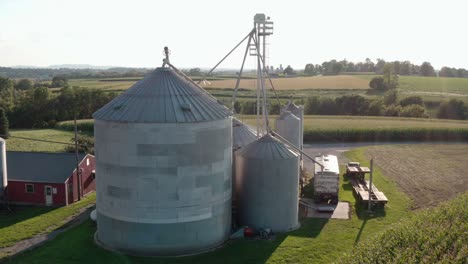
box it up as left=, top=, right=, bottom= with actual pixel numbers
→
left=45, top=186, right=53, bottom=206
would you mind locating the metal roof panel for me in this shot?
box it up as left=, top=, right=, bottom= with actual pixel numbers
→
left=93, top=67, right=232, bottom=123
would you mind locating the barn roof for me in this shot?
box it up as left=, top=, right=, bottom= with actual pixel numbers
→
left=6, top=152, right=87, bottom=183
left=93, top=67, right=232, bottom=123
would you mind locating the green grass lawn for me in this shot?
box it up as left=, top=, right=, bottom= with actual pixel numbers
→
left=0, top=193, right=95, bottom=249
left=3, top=149, right=411, bottom=264
left=5, top=129, right=83, bottom=152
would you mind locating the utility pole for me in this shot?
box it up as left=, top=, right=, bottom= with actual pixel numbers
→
left=74, top=115, right=82, bottom=201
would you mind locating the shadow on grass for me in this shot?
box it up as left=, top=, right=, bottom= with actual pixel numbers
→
left=0, top=205, right=57, bottom=229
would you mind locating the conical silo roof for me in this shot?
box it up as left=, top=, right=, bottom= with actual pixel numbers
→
left=283, top=101, right=302, bottom=117
left=238, top=133, right=297, bottom=160
left=93, top=67, right=232, bottom=123
left=277, top=110, right=300, bottom=121
left=233, top=118, right=257, bottom=150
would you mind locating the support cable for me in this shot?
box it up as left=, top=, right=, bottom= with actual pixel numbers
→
left=197, top=28, right=256, bottom=85
left=231, top=32, right=254, bottom=112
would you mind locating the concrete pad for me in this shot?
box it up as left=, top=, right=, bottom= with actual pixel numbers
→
left=299, top=198, right=350, bottom=220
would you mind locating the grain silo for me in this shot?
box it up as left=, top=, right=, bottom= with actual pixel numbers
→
left=235, top=133, right=300, bottom=232
left=93, top=66, right=233, bottom=256
left=283, top=101, right=304, bottom=164
left=275, top=111, right=301, bottom=150
left=232, top=118, right=256, bottom=202
left=0, top=138, right=7, bottom=201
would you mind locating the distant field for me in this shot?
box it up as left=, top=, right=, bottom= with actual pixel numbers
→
left=6, top=129, right=76, bottom=152
left=203, top=75, right=370, bottom=90
left=239, top=115, right=468, bottom=130
left=55, top=116, right=468, bottom=142
left=357, top=75, right=468, bottom=96
left=240, top=115, right=468, bottom=142
left=67, top=79, right=138, bottom=92
left=68, top=75, right=371, bottom=92
left=65, top=75, right=468, bottom=109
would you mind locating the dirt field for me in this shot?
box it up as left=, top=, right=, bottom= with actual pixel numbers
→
left=202, top=75, right=370, bottom=90
left=364, top=144, right=468, bottom=209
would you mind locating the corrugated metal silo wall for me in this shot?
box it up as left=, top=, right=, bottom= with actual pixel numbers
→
left=235, top=148, right=300, bottom=232
left=95, top=118, right=232, bottom=256
left=275, top=114, right=301, bottom=150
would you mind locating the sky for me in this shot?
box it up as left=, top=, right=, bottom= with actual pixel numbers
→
left=1, top=0, right=467, bottom=70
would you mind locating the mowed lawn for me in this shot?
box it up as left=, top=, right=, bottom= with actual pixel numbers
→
left=5, top=129, right=76, bottom=152
left=0, top=193, right=95, bottom=250
left=4, top=148, right=411, bottom=264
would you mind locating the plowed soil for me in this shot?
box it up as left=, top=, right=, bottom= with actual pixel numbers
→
left=364, top=144, right=468, bottom=209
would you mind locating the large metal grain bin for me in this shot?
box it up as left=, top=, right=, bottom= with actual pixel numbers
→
left=232, top=118, right=256, bottom=202
left=235, top=133, right=300, bottom=232
left=0, top=138, right=7, bottom=200
left=275, top=111, right=301, bottom=150
left=93, top=67, right=232, bottom=256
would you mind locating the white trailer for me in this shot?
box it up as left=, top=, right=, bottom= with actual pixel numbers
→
left=313, top=155, right=340, bottom=204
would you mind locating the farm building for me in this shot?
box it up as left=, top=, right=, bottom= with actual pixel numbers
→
left=5, top=151, right=95, bottom=206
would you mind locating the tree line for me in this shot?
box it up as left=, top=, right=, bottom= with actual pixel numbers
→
left=236, top=92, right=466, bottom=120
left=303, top=59, right=468, bottom=77
left=0, top=76, right=115, bottom=130
left=0, top=67, right=151, bottom=79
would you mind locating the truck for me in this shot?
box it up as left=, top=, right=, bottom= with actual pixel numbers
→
left=313, top=154, right=339, bottom=204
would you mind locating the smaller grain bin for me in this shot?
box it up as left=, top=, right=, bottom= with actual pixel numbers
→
left=283, top=101, right=304, bottom=165
left=275, top=111, right=301, bottom=150
left=232, top=118, right=257, bottom=202
left=236, top=133, right=300, bottom=232
left=0, top=138, right=7, bottom=200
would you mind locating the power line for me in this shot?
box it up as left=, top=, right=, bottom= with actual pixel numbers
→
left=0, top=134, right=93, bottom=148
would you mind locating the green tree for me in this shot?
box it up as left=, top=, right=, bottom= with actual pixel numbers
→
left=400, top=96, right=424, bottom=107
left=188, top=68, right=202, bottom=76
left=383, top=90, right=399, bottom=106
left=437, top=99, right=466, bottom=120
left=369, top=76, right=385, bottom=90
left=400, top=104, right=428, bottom=118
left=51, top=76, right=68, bottom=88
left=384, top=104, right=402, bottom=117
left=283, top=65, right=295, bottom=75
left=14, top=79, right=33, bottom=90
left=0, top=107, right=9, bottom=138
left=368, top=99, right=384, bottom=116
left=420, top=62, right=435, bottom=77
left=304, top=96, right=321, bottom=114
left=0, top=77, right=15, bottom=112
left=65, top=135, right=95, bottom=154
left=374, top=58, right=386, bottom=74
left=382, top=63, right=399, bottom=89
left=304, top=64, right=315, bottom=75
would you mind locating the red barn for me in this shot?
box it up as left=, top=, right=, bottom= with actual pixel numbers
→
left=6, top=151, right=96, bottom=206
